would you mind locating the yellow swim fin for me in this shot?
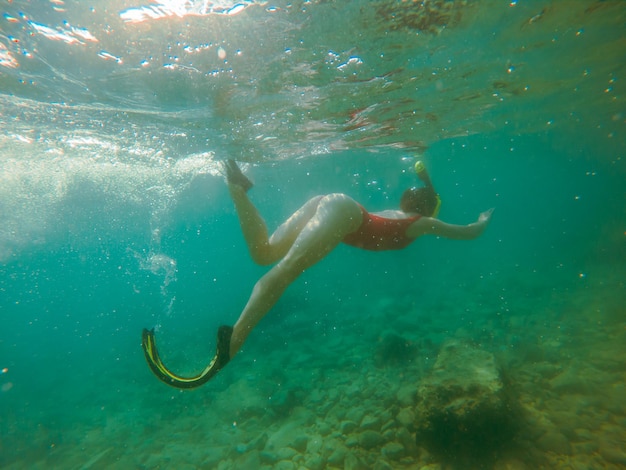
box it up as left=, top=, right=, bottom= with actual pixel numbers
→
left=141, top=325, right=233, bottom=389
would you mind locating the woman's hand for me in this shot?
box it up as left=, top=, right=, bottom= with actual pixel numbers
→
left=478, top=208, right=494, bottom=225
left=473, top=208, right=494, bottom=236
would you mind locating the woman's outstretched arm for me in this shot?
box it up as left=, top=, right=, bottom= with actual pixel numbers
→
left=407, top=208, right=494, bottom=240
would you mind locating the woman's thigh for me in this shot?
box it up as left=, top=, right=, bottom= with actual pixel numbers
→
left=275, top=193, right=363, bottom=275
left=266, top=195, right=325, bottom=262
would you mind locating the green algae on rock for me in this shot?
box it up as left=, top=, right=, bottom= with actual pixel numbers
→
left=414, top=340, right=519, bottom=465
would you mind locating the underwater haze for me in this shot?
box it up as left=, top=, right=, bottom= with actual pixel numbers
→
left=1, top=1, right=625, bottom=469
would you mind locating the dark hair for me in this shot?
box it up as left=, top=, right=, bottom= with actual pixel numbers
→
left=400, top=186, right=438, bottom=216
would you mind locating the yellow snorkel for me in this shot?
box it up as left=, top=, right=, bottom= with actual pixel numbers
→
left=414, top=160, right=441, bottom=217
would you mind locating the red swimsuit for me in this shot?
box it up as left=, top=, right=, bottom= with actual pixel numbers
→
left=342, top=206, right=421, bottom=251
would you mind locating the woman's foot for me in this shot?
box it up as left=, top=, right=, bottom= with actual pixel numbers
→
left=224, top=159, right=253, bottom=192
left=214, top=325, right=234, bottom=369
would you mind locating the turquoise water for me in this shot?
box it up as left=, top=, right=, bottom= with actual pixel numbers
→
left=1, top=1, right=625, bottom=469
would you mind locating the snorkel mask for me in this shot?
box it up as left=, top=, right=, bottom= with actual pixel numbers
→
left=414, top=160, right=442, bottom=217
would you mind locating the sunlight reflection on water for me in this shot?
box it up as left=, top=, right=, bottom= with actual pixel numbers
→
left=120, top=0, right=257, bottom=24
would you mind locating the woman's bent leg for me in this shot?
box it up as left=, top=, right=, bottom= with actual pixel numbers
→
left=229, top=184, right=272, bottom=264
left=229, top=194, right=362, bottom=356
left=230, top=183, right=323, bottom=265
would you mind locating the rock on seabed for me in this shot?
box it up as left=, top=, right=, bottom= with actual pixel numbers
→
left=414, top=340, right=518, bottom=464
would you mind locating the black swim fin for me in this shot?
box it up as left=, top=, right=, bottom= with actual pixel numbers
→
left=224, top=159, right=253, bottom=192
left=141, top=325, right=233, bottom=389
